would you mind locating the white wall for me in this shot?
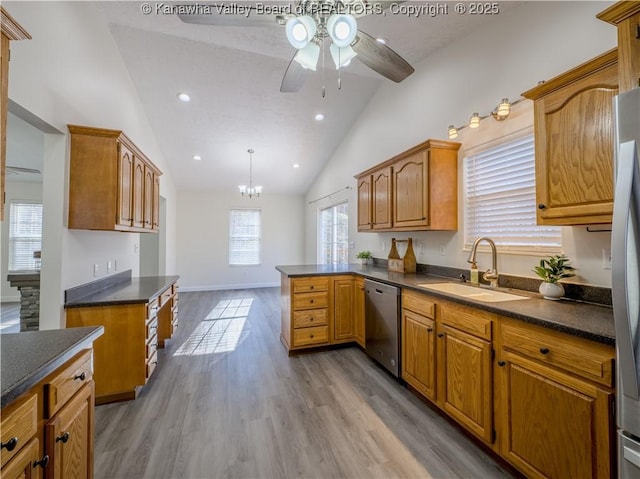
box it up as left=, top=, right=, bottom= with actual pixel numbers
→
left=177, top=192, right=305, bottom=290
left=5, top=1, right=179, bottom=328
left=305, top=1, right=617, bottom=287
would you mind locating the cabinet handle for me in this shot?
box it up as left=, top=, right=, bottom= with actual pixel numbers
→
left=310, top=334, right=314, bottom=339
left=33, top=455, right=49, bottom=469
left=309, top=317, right=314, bottom=321
left=74, top=372, right=86, bottom=381
left=310, top=285, right=314, bottom=290
left=309, top=300, right=314, bottom=304
left=437, top=333, right=444, bottom=338
left=538, top=204, right=546, bottom=210
left=426, top=327, right=433, bottom=333
left=56, top=432, right=70, bottom=444
left=539, top=347, right=550, bottom=355
left=498, top=361, right=506, bottom=367
left=1, top=437, right=18, bottom=451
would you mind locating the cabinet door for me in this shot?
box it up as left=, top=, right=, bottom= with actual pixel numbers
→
left=143, top=165, right=154, bottom=229
left=357, top=175, right=373, bottom=231
left=372, top=167, right=392, bottom=229
left=132, top=156, right=145, bottom=229
left=333, top=278, right=355, bottom=341
left=153, top=173, right=160, bottom=230
left=437, top=324, right=493, bottom=443
left=496, top=351, right=614, bottom=479
left=393, top=150, right=428, bottom=228
left=402, top=309, right=436, bottom=401
left=0, top=437, right=41, bottom=479
left=45, top=382, right=94, bottom=479
left=116, top=143, right=134, bottom=227
left=533, top=58, right=618, bottom=225
left=354, top=278, right=365, bottom=347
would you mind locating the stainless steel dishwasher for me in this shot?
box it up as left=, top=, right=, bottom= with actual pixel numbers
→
left=364, top=279, right=401, bottom=377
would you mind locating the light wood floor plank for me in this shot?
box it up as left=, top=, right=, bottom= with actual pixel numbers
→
left=94, top=288, right=516, bottom=479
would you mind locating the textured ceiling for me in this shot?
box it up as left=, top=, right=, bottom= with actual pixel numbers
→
left=95, top=1, right=524, bottom=194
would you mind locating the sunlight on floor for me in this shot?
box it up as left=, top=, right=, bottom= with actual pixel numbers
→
left=173, top=298, right=252, bottom=356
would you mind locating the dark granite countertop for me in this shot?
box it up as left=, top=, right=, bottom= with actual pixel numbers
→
left=64, top=275, right=180, bottom=308
left=1, top=326, right=104, bottom=408
left=276, top=264, right=615, bottom=346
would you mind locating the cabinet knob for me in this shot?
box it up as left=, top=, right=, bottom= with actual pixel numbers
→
left=538, top=204, right=546, bottom=210
left=310, top=334, right=314, bottom=339
left=1, top=437, right=18, bottom=451
left=310, top=286, right=314, bottom=290
left=426, top=327, right=433, bottom=333
left=539, top=347, right=550, bottom=355
left=309, top=300, right=314, bottom=304
left=309, top=317, right=314, bottom=321
left=74, top=372, right=86, bottom=381
left=56, top=432, right=70, bottom=444
left=33, top=455, right=49, bottom=469
left=498, top=361, right=506, bottom=367
left=437, top=333, right=444, bottom=338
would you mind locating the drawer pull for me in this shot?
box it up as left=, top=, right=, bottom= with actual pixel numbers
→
left=309, top=300, right=314, bottom=304
left=56, top=432, right=70, bottom=444
left=310, top=286, right=314, bottom=290
left=34, top=455, right=49, bottom=469
left=74, top=372, right=86, bottom=381
left=310, top=334, right=314, bottom=339
left=498, top=361, right=506, bottom=367
left=1, top=437, right=18, bottom=451
left=426, top=327, right=433, bottom=333
left=309, top=317, right=314, bottom=321
left=437, top=333, right=444, bottom=338
left=539, top=347, right=550, bottom=355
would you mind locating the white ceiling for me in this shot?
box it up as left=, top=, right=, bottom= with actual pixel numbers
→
left=91, top=1, right=524, bottom=195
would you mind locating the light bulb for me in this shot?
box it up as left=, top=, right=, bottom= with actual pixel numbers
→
left=469, top=113, right=481, bottom=129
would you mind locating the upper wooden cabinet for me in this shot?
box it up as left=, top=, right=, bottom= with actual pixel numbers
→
left=1, top=8, right=31, bottom=222
left=598, top=1, right=640, bottom=93
left=522, top=49, right=618, bottom=225
left=355, top=139, right=460, bottom=232
left=68, top=125, right=162, bottom=233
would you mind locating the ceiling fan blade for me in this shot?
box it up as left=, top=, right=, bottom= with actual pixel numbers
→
left=280, top=53, right=309, bottom=93
left=177, top=2, right=281, bottom=27
left=6, top=166, right=41, bottom=174
left=351, top=30, right=414, bottom=83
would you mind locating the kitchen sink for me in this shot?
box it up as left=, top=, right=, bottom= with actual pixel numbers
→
left=417, top=282, right=529, bottom=302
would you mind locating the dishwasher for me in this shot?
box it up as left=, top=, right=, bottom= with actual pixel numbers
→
left=364, top=279, right=401, bottom=377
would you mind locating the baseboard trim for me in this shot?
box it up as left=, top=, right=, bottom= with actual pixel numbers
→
left=180, top=282, right=280, bottom=292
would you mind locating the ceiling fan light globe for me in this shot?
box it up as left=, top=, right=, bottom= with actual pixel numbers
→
left=329, top=44, right=357, bottom=69
left=327, top=14, right=357, bottom=48
left=254, top=186, right=263, bottom=195
left=285, top=16, right=317, bottom=49
left=293, top=42, right=320, bottom=71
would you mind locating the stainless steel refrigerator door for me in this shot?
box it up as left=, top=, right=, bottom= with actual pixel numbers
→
left=613, top=88, right=640, bottom=439
left=619, top=432, right=640, bottom=479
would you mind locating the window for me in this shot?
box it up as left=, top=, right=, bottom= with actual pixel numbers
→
left=229, top=209, right=261, bottom=266
left=9, top=202, right=43, bottom=271
left=319, top=202, right=348, bottom=265
left=464, top=134, right=561, bottom=252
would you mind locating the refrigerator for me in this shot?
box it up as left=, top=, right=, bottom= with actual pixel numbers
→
left=613, top=87, right=640, bottom=479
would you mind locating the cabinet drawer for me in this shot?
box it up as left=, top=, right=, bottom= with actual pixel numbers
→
left=439, top=300, right=493, bottom=341
left=45, top=350, right=93, bottom=418
left=146, top=351, right=158, bottom=380
left=292, top=277, right=329, bottom=293
left=172, top=293, right=179, bottom=309
left=293, top=309, right=329, bottom=328
left=293, top=326, right=329, bottom=347
left=146, top=318, right=158, bottom=339
left=0, top=394, right=37, bottom=468
left=500, top=321, right=615, bottom=387
left=403, top=289, right=436, bottom=318
left=172, top=283, right=179, bottom=294
left=160, top=287, right=172, bottom=306
left=147, top=297, right=159, bottom=320
left=146, top=334, right=158, bottom=359
left=293, top=291, right=329, bottom=310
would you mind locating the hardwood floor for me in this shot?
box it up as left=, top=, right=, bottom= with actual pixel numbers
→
left=94, top=288, right=516, bottom=479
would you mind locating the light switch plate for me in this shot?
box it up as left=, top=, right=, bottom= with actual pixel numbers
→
left=93, top=264, right=99, bottom=277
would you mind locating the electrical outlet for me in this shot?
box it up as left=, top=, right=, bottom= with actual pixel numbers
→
left=602, top=249, right=612, bottom=270
left=93, top=264, right=99, bottom=277
left=107, top=260, right=113, bottom=274
left=439, top=244, right=446, bottom=256
left=134, top=243, right=139, bottom=254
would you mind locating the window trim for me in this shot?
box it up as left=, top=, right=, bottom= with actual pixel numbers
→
left=228, top=208, right=262, bottom=267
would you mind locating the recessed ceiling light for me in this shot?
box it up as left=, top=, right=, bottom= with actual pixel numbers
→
left=192, top=155, right=202, bottom=161
left=177, top=92, right=191, bottom=102
left=314, top=113, right=325, bottom=121
left=293, top=163, right=300, bottom=169
left=376, top=37, right=388, bottom=45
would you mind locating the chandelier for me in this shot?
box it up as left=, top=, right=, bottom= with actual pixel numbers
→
left=238, top=149, right=262, bottom=198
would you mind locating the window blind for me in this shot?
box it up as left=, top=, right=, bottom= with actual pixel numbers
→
left=319, top=202, right=349, bottom=265
left=229, top=209, right=261, bottom=266
left=9, top=202, right=43, bottom=271
left=464, top=135, right=561, bottom=252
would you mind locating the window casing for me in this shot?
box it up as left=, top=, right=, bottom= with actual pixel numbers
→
left=464, top=134, right=561, bottom=253
left=229, top=209, right=261, bottom=266
left=319, top=202, right=349, bottom=265
left=9, top=202, right=43, bottom=271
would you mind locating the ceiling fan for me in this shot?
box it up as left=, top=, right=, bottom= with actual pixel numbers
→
left=6, top=166, right=41, bottom=175
left=177, top=0, right=415, bottom=92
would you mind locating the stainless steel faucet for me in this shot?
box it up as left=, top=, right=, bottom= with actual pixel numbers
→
left=467, top=237, right=499, bottom=288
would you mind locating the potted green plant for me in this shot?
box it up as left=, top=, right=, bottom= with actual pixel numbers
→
left=356, top=250, right=373, bottom=266
left=533, top=254, right=576, bottom=300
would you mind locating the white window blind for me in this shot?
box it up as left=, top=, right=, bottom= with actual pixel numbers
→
left=229, top=209, right=261, bottom=266
left=464, top=135, right=561, bottom=252
left=9, top=202, right=43, bottom=271
left=319, top=202, right=348, bottom=265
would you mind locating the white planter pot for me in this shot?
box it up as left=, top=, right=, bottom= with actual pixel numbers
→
left=539, top=282, right=564, bottom=300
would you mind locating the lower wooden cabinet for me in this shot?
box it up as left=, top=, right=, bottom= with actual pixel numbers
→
left=401, top=308, right=436, bottom=402
left=333, top=278, right=355, bottom=342
left=1, top=437, right=41, bottom=479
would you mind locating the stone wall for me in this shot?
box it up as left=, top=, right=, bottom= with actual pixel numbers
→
left=19, top=286, right=40, bottom=331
